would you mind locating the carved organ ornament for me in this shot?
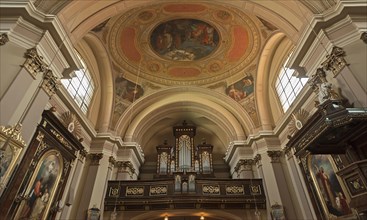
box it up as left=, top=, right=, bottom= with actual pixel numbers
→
left=155, top=121, right=214, bottom=177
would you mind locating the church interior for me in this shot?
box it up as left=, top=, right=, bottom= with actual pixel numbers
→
left=0, top=1, right=366, bottom=219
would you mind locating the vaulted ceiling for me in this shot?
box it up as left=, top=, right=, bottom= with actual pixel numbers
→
left=31, top=0, right=337, bottom=160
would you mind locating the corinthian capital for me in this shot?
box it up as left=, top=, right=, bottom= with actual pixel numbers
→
left=42, top=69, right=60, bottom=97
left=0, top=33, right=9, bottom=46
left=22, top=48, right=48, bottom=78
left=267, top=151, right=282, bottom=163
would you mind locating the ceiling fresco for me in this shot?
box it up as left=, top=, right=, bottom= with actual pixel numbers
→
left=107, top=3, right=262, bottom=86
left=150, top=19, right=219, bottom=61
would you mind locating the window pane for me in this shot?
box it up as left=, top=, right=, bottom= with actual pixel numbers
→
left=275, top=51, right=308, bottom=112
left=60, top=51, right=95, bottom=114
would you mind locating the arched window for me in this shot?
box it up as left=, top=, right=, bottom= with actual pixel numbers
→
left=275, top=52, right=308, bottom=112
left=61, top=53, right=94, bottom=114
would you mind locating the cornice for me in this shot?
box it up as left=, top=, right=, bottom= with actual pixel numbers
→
left=288, top=1, right=367, bottom=73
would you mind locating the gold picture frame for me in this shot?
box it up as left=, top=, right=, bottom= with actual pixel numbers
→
left=14, top=149, right=63, bottom=219
left=308, top=154, right=353, bottom=219
left=0, top=124, right=26, bottom=196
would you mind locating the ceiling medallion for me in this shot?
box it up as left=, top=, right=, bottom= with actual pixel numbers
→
left=108, top=3, right=261, bottom=85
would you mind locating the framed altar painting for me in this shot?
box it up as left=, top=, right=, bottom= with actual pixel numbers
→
left=14, top=150, right=63, bottom=219
left=0, top=125, right=25, bottom=197
left=308, top=154, right=352, bottom=218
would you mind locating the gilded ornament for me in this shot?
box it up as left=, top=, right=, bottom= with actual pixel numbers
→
left=0, top=33, right=9, bottom=46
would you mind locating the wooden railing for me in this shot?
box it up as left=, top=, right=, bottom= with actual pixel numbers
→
left=104, top=178, right=266, bottom=211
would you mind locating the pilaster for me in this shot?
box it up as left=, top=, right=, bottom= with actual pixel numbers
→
left=282, top=146, right=317, bottom=220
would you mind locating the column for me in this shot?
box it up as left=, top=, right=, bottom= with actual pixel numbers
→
left=75, top=152, right=107, bottom=220
left=261, top=150, right=297, bottom=220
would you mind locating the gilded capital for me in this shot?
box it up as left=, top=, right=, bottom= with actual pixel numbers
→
left=22, top=48, right=48, bottom=78
left=283, top=146, right=293, bottom=159
left=42, top=69, right=60, bottom=97
left=253, top=154, right=261, bottom=165
left=89, top=153, right=103, bottom=165
left=267, top=151, right=282, bottom=163
left=109, top=156, right=116, bottom=166
left=361, top=32, right=367, bottom=44
left=79, top=149, right=88, bottom=160
left=0, top=33, right=9, bottom=46
left=0, top=123, right=26, bottom=146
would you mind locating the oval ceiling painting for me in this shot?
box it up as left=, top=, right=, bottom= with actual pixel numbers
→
left=150, top=19, right=219, bottom=61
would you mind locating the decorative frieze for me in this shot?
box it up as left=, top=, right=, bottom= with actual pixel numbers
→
left=0, top=33, right=9, bottom=46
left=22, top=48, right=48, bottom=78
left=50, top=129, right=72, bottom=150
left=89, top=153, right=103, bottom=165
left=42, top=69, right=60, bottom=97
left=267, top=151, right=282, bottom=163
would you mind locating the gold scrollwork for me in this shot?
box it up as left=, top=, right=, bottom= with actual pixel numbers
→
left=126, top=186, right=144, bottom=196
left=202, top=185, right=220, bottom=195
left=50, top=129, right=72, bottom=150
left=0, top=123, right=26, bottom=146
left=226, top=185, right=244, bottom=195
left=149, top=185, right=168, bottom=196
left=109, top=187, right=120, bottom=197
left=250, top=185, right=261, bottom=195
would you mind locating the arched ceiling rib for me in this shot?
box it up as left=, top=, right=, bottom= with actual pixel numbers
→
left=115, top=87, right=253, bottom=143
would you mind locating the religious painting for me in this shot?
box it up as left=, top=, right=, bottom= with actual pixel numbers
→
left=309, top=155, right=352, bottom=218
left=15, top=150, right=63, bottom=219
left=150, top=19, right=219, bottom=61
left=0, top=125, right=25, bottom=197
left=115, top=76, right=144, bottom=103
left=226, top=76, right=254, bottom=102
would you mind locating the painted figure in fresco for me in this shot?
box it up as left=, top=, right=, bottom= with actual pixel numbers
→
left=228, top=85, right=243, bottom=101
left=242, top=76, right=254, bottom=98
left=226, top=76, right=255, bottom=102
left=150, top=19, right=219, bottom=61
left=115, top=77, right=143, bottom=103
